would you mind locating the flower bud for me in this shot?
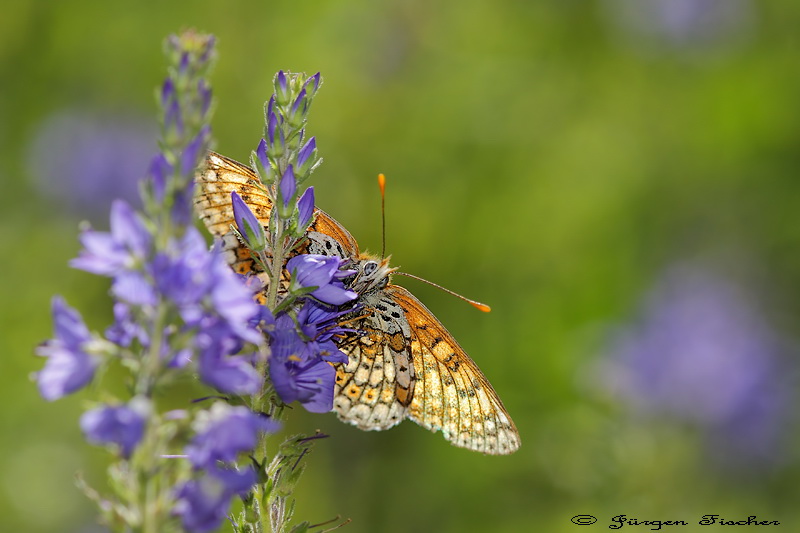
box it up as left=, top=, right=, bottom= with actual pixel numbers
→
left=275, top=70, right=291, bottom=106
left=231, top=192, right=267, bottom=251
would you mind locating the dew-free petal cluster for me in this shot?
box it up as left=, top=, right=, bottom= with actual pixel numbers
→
left=36, top=297, right=99, bottom=401
left=80, top=398, right=148, bottom=458
left=287, top=254, right=357, bottom=305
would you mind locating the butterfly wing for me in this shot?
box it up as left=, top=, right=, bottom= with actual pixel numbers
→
left=387, top=285, right=520, bottom=455
left=194, top=151, right=360, bottom=274
left=333, top=291, right=415, bottom=430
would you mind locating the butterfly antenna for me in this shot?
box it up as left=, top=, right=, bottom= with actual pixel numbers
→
left=378, top=173, right=387, bottom=258
left=393, top=271, right=492, bottom=313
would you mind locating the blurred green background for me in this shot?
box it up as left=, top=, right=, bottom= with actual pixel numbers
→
left=3, top=1, right=800, bottom=531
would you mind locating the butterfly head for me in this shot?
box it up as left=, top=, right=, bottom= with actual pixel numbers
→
left=349, top=256, right=395, bottom=294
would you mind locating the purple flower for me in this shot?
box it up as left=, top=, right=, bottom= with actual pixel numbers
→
left=604, top=0, right=752, bottom=52
left=296, top=300, right=350, bottom=364
left=36, top=297, right=99, bottom=401
left=149, top=229, right=261, bottom=344
left=164, top=83, right=182, bottom=130
left=287, top=255, right=357, bottom=305
left=181, top=125, right=210, bottom=177
left=270, top=347, right=336, bottom=413
left=27, top=110, right=154, bottom=217
left=231, top=191, right=266, bottom=250
left=196, top=327, right=262, bottom=395
left=296, top=137, right=317, bottom=172
left=255, top=138, right=270, bottom=173
left=105, top=302, right=146, bottom=347
left=275, top=70, right=290, bottom=105
left=198, top=79, right=212, bottom=117
left=186, top=404, right=280, bottom=468
left=174, top=466, right=257, bottom=533
left=161, top=78, right=176, bottom=108
left=267, top=311, right=341, bottom=413
left=296, top=187, right=315, bottom=230
left=279, top=164, right=296, bottom=209
left=593, top=263, right=792, bottom=464
left=291, top=89, right=307, bottom=117
left=147, top=153, right=172, bottom=203
left=304, top=72, right=322, bottom=96
left=70, top=200, right=151, bottom=277
left=80, top=399, right=148, bottom=458
left=266, top=97, right=285, bottom=154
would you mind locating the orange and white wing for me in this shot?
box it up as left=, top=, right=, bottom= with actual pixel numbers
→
left=333, top=318, right=415, bottom=431
left=387, top=285, right=520, bottom=455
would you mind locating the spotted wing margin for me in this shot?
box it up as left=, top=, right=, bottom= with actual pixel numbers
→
left=387, top=285, right=520, bottom=455
left=333, top=297, right=416, bottom=431
left=194, top=151, right=360, bottom=255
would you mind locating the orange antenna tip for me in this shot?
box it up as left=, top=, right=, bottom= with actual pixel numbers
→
left=470, top=301, right=492, bottom=313
left=378, top=173, right=386, bottom=195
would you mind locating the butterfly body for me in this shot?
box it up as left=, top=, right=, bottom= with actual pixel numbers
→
left=195, top=152, right=520, bottom=454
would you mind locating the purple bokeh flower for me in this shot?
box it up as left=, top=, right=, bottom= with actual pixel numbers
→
left=196, top=326, right=262, bottom=395
left=593, top=263, right=793, bottom=464
left=150, top=228, right=261, bottom=344
left=36, top=297, right=99, bottom=401
left=174, top=466, right=257, bottom=533
left=286, top=255, right=357, bottom=306
left=80, top=399, right=148, bottom=458
left=27, top=111, right=154, bottom=217
left=186, top=404, right=280, bottom=469
left=604, top=0, right=753, bottom=52
left=71, top=200, right=151, bottom=277
left=105, top=302, right=147, bottom=347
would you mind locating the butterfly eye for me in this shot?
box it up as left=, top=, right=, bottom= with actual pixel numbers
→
left=363, top=261, right=378, bottom=276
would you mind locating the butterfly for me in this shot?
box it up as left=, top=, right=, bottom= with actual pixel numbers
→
left=195, top=152, right=520, bottom=455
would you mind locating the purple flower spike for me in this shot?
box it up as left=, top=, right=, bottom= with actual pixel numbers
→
left=80, top=399, right=148, bottom=458
left=231, top=191, right=266, bottom=250
left=36, top=296, right=98, bottom=401
left=296, top=187, right=315, bottom=229
left=280, top=164, right=296, bottom=208
left=175, top=466, right=257, bottom=533
left=186, top=404, right=280, bottom=469
left=287, top=255, right=358, bottom=305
